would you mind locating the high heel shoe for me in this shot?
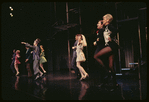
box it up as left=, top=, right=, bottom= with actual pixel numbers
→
left=80, top=76, right=85, bottom=81
left=84, top=74, right=89, bottom=79
left=16, top=72, right=19, bottom=76
left=43, top=71, right=47, bottom=74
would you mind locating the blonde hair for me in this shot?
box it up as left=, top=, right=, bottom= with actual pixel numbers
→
left=16, top=50, right=20, bottom=54
left=103, top=14, right=113, bottom=23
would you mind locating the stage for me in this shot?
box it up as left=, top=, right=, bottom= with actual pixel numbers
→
left=2, top=68, right=147, bottom=100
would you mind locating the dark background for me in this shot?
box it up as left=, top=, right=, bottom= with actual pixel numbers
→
left=1, top=2, right=147, bottom=77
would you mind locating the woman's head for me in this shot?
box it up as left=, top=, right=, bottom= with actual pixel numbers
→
left=76, top=34, right=82, bottom=41
left=97, top=20, right=103, bottom=29
left=13, top=49, right=16, bottom=53
left=16, top=50, right=20, bottom=54
left=36, top=38, right=41, bottom=44
left=103, top=14, right=113, bottom=25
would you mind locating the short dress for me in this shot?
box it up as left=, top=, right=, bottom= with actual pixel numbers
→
left=14, top=54, right=21, bottom=65
left=40, top=51, right=47, bottom=64
left=76, top=42, right=86, bottom=62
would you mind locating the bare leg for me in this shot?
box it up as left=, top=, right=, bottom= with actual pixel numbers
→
left=108, top=54, right=118, bottom=88
left=94, top=46, right=112, bottom=71
left=77, top=62, right=85, bottom=77
left=77, top=61, right=88, bottom=80
left=14, top=64, right=19, bottom=75
left=40, top=63, right=46, bottom=73
left=109, top=54, right=114, bottom=72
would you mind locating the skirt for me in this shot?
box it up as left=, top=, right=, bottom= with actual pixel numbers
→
left=40, top=56, right=47, bottom=64
left=94, top=45, right=105, bottom=55
left=108, top=41, right=119, bottom=54
left=76, top=51, right=86, bottom=62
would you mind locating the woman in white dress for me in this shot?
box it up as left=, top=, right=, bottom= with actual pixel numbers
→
left=75, top=34, right=89, bottom=80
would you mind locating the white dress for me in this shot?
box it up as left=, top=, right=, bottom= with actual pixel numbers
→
left=76, top=42, right=86, bottom=62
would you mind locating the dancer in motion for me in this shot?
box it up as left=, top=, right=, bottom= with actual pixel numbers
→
left=39, top=45, right=47, bottom=74
left=14, top=50, right=21, bottom=76
left=94, top=14, right=119, bottom=90
left=71, top=35, right=80, bottom=79
left=76, top=34, right=89, bottom=80
left=25, top=46, right=32, bottom=77
left=10, top=49, right=16, bottom=75
left=93, top=20, right=105, bottom=55
left=21, top=39, right=43, bottom=80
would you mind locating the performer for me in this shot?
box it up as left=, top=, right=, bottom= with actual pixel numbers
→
left=39, top=45, right=47, bottom=74
left=36, top=38, right=41, bottom=53
left=14, top=50, right=21, bottom=76
left=10, top=49, right=16, bottom=74
left=25, top=46, right=33, bottom=77
left=76, top=34, right=89, bottom=80
left=93, top=20, right=105, bottom=55
left=71, top=35, right=80, bottom=79
left=94, top=14, right=119, bottom=90
left=21, top=39, right=43, bottom=80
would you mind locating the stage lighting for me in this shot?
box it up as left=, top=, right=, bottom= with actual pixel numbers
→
left=10, top=13, right=13, bottom=17
left=9, top=6, right=13, bottom=11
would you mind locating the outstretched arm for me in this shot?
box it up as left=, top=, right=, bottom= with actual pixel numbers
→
left=21, top=42, right=35, bottom=49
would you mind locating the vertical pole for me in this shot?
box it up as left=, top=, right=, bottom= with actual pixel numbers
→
left=79, top=2, right=82, bottom=33
left=115, top=3, right=122, bottom=73
left=138, top=14, right=142, bottom=100
left=66, top=2, right=71, bottom=72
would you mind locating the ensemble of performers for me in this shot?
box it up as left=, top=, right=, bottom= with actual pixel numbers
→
left=10, top=38, right=47, bottom=80
left=10, top=14, right=119, bottom=90
left=71, top=14, right=119, bottom=90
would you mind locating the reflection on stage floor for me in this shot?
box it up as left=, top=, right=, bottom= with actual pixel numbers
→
left=3, top=70, right=147, bottom=100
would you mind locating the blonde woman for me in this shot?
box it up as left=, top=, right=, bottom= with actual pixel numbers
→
left=76, top=34, right=89, bottom=80
left=40, top=45, right=47, bottom=74
left=94, top=14, right=119, bottom=90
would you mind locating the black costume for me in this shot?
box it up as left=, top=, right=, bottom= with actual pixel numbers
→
left=94, top=28, right=105, bottom=55
left=103, top=24, right=118, bottom=53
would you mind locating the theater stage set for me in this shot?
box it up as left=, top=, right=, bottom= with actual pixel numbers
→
left=1, top=2, right=147, bottom=100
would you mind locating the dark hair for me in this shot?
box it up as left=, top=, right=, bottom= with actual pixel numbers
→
left=36, top=38, right=41, bottom=43
left=76, top=34, right=83, bottom=40
left=98, top=20, right=103, bottom=24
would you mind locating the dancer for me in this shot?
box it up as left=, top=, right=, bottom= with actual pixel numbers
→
left=36, top=38, right=41, bottom=53
left=71, top=35, right=80, bottom=79
left=25, top=46, right=32, bottom=77
left=10, top=49, right=16, bottom=75
left=93, top=20, right=105, bottom=55
left=14, top=50, right=21, bottom=76
left=94, top=14, right=119, bottom=90
left=39, top=45, right=47, bottom=74
left=76, top=34, right=89, bottom=80
left=21, top=39, right=43, bottom=80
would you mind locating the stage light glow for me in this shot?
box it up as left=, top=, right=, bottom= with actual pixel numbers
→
left=9, top=6, right=13, bottom=11
left=10, top=13, right=13, bottom=17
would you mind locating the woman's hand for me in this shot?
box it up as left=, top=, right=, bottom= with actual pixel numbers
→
left=93, top=41, right=97, bottom=46
left=97, top=38, right=99, bottom=41
left=25, top=59, right=29, bottom=62
left=21, top=42, right=26, bottom=44
left=108, top=37, right=112, bottom=41
left=72, top=46, right=76, bottom=49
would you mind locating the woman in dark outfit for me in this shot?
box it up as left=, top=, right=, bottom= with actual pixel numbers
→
left=94, top=14, right=119, bottom=90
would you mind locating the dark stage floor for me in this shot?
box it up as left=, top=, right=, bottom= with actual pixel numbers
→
left=2, top=68, right=147, bottom=100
